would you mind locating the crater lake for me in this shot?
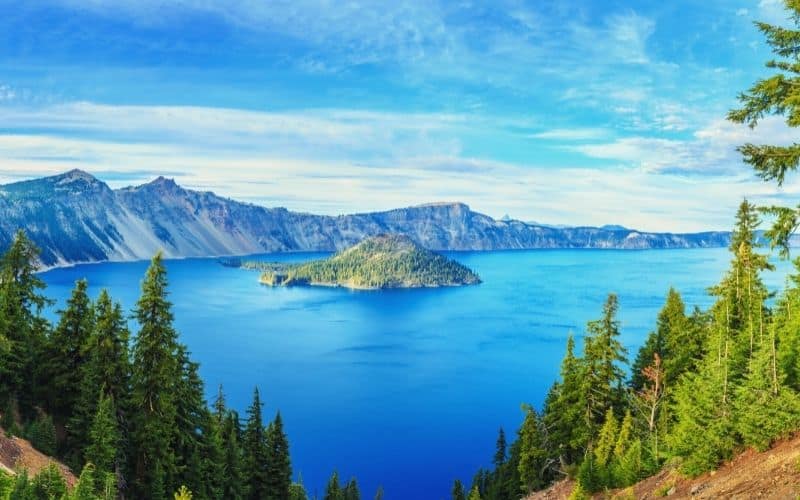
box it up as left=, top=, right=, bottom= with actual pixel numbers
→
left=38, top=248, right=794, bottom=499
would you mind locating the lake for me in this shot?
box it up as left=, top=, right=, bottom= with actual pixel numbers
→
left=39, top=248, right=794, bottom=499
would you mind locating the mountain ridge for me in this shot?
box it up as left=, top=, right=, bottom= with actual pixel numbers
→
left=0, top=170, right=733, bottom=268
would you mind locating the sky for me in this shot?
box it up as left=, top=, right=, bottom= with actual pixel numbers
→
left=0, top=0, right=798, bottom=231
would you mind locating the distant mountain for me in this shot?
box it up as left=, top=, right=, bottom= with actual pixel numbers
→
left=249, top=234, right=481, bottom=289
left=0, top=170, right=733, bottom=268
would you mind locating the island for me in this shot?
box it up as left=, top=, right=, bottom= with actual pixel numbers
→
left=225, top=234, right=481, bottom=289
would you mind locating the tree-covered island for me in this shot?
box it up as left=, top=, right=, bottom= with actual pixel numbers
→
left=226, top=234, right=481, bottom=290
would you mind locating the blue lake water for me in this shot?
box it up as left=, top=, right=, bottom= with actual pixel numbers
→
left=39, top=248, right=794, bottom=499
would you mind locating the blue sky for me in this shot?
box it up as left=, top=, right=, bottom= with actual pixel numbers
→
left=0, top=0, right=797, bottom=231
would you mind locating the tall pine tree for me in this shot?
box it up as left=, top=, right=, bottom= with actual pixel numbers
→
left=130, top=253, right=180, bottom=499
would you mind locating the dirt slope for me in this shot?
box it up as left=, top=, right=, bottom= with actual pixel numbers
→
left=0, top=427, right=76, bottom=487
left=529, top=434, right=800, bottom=499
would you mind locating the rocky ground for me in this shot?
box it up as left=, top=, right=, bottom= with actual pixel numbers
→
left=528, top=433, right=800, bottom=499
left=0, top=428, right=76, bottom=487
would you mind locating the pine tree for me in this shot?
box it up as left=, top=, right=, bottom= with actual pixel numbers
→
left=222, top=411, right=246, bottom=500
left=71, top=289, right=130, bottom=471
left=451, top=479, right=466, bottom=500
left=26, top=412, right=56, bottom=456
left=467, top=485, right=482, bottom=500
left=733, top=324, right=800, bottom=451
left=172, top=345, right=208, bottom=496
left=342, top=478, right=360, bottom=500
left=290, top=480, right=309, bottom=500
left=582, top=294, right=628, bottom=428
left=728, top=0, right=800, bottom=256
left=47, top=278, right=95, bottom=437
left=243, top=388, right=270, bottom=500
left=493, top=428, right=506, bottom=468
left=266, top=411, right=292, bottom=500
left=130, top=253, right=180, bottom=499
left=30, top=463, right=68, bottom=499
left=774, top=257, right=800, bottom=390
left=85, top=391, right=121, bottom=483
left=517, top=404, right=548, bottom=494
left=0, top=230, right=51, bottom=419
left=593, top=409, right=617, bottom=468
left=631, top=289, right=692, bottom=391
left=668, top=356, right=735, bottom=476
left=324, top=471, right=342, bottom=500
left=542, top=335, right=588, bottom=465
left=70, top=464, right=97, bottom=500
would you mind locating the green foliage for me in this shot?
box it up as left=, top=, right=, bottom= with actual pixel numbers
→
left=243, top=388, right=270, bottom=500
left=31, top=463, right=67, bottom=499
left=668, top=359, right=735, bottom=476
left=174, top=485, right=192, bottom=500
left=451, top=479, right=466, bottom=500
left=289, top=480, right=309, bottom=500
left=593, top=409, right=618, bottom=467
left=70, top=289, right=130, bottom=470
left=342, top=478, right=360, bottom=500
left=0, top=230, right=51, bottom=419
left=0, top=239, right=335, bottom=500
left=582, top=294, right=628, bottom=428
left=543, top=335, right=589, bottom=464
left=85, top=392, right=120, bottom=482
left=517, top=405, right=548, bottom=494
left=254, top=234, right=481, bottom=289
left=324, top=471, right=342, bottom=500
left=46, top=278, right=94, bottom=451
left=25, top=413, right=56, bottom=457
left=265, top=412, right=292, bottom=499
left=467, top=485, right=482, bottom=500
left=130, top=253, right=180, bottom=498
left=733, top=333, right=800, bottom=451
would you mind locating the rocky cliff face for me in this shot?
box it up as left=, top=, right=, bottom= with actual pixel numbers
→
left=0, top=170, right=732, bottom=267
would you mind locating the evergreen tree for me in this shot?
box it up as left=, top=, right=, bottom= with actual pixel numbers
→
left=342, top=478, right=360, bottom=500
left=733, top=325, right=800, bottom=451
left=30, top=463, right=68, bottom=499
left=200, top=409, right=226, bottom=500
left=70, top=463, right=97, bottom=500
left=172, top=345, right=208, bottom=496
left=47, top=278, right=95, bottom=439
left=26, top=413, right=56, bottom=456
left=0, top=230, right=51, bottom=419
left=668, top=355, right=735, bottom=476
left=243, top=388, right=270, bottom=500
left=85, top=391, right=121, bottom=484
left=728, top=0, right=800, bottom=255
left=290, top=481, right=309, bottom=500
left=130, top=253, right=180, bottom=499
left=582, top=294, right=627, bottom=428
left=266, top=411, right=292, bottom=499
left=467, top=485, right=482, bottom=500
left=493, top=428, right=506, bottom=468
left=542, top=335, right=588, bottom=465
left=71, top=289, right=130, bottom=471
left=451, top=479, right=466, bottom=500
left=222, top=411, right=246, bottom=500
left=631, top=289, right=694, bottom=391
left=593, top=409, right=617, bottom=468
left=517, top=404, right=548, bottom=494
left=324, top=471, right=342, bottom=500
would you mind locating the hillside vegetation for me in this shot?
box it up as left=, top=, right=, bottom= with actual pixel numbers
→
left=0, top=231, right=367, bottom=500
left=248, top=234, right=481, bottom=289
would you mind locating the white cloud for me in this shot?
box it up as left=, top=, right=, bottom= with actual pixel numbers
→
left=0, top=100, right=791, bottom=233
left=528, top=128, right=611, bottom=141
